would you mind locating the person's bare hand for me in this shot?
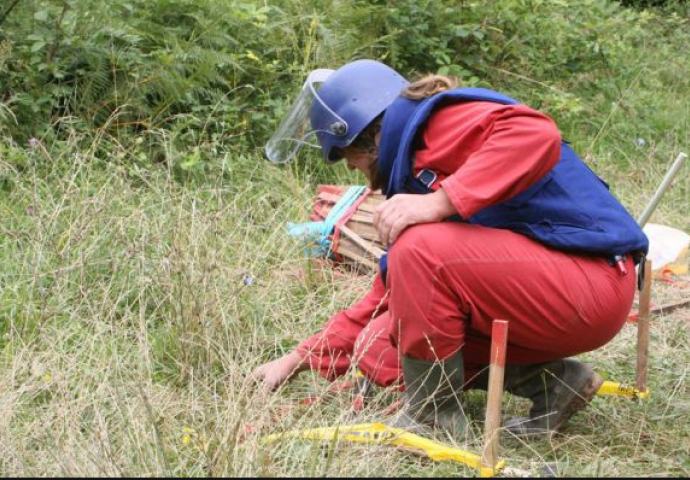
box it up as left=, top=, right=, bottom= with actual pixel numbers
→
left=373, top=189, right=456, bottom=245
left=251, top=351, right=307, bottom=391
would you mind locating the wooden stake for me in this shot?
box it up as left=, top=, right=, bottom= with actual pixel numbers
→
left=482, top=320, right=509, bottom=474
left=636, top=260, right=653, bottom=392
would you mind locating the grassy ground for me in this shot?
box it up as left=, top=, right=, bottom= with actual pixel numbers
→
left=0, top=127, right=688, bottom=477
left=1, top=5, right=690, bottom=478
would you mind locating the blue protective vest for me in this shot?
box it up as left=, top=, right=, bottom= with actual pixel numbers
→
left=376, top=88, right=648, bottom=276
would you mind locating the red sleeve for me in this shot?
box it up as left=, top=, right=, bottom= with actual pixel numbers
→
left=296, top=272, right=389, bottom=380
left=417, top=103, right=562, bottom=220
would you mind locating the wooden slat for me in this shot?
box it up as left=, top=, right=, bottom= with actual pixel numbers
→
left=313, top=205, right=331, bottom=220
left=313, top=203, right=373, bottom=225
left=349, top=213, right=374, bottom=225
left=336, top=246, right=379, bottom=271
left=317, top=192, right=341, bottom=204
left=356, top=202, right=377, bottom=214
left=363, top=196, right=385, bottom=208
left=345, top=221, right=380, bottom=241
left=337, top=237, right=373, bottom=260
left=340, top=225, right=386, bottom=259
left=317, top=185, right=345, bottom=195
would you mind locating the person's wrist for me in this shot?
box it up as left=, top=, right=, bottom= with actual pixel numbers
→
left=288, top=349, right=309, bottom=372
left=431, top=188, right=457, bottom=220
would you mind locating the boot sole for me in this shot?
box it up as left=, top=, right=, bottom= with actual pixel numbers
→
left=553, top=370, right=604, bottom=432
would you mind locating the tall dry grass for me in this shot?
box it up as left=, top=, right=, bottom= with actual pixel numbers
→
left=0, top=125, right=688, bottom=476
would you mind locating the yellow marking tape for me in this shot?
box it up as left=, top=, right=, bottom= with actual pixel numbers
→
left=264, top=422, right=505, bottom=477
left=597, top=381, right=650, bottom=400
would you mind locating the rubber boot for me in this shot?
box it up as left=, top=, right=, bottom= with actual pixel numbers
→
left=389, top=351, right=467, bottom=437
left=503, top=359, right=603, bottom=436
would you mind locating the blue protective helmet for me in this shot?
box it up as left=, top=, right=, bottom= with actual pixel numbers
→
left=309, top=60, right=409, bottom=163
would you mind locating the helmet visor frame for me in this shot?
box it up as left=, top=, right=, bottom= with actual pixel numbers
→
left=265, top=68, right=349, bottom=164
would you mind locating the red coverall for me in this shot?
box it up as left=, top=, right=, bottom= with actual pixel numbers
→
left=296, top=101, right=637, bottom=387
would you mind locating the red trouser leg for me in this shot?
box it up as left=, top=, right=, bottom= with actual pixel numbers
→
left=386, top=223, right=636, bottom=364
left=299, top=311, right=403, bottom=388
left=354, top=312, right=403, bottom=387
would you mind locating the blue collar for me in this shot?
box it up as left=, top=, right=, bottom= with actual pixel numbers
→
left=377, top=96, right=421, bottom=196
left=377, top=89, right=521, bottom=196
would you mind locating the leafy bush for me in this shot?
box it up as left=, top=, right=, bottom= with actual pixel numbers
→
left=2, top=1, right=250, bottom=138
left=0, top=0, right=688, bottom=177
left=618, top=0, right=677, bottom=7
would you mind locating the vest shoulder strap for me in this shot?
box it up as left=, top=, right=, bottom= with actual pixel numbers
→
left=443, top=88, right=520, bottom=106
left=399, top=89, right=520, bottom=194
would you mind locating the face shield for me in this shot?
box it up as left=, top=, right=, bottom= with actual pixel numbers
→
left=266, top=60, right=409, bottom=164
left=265, top=68, right=346, bottom=164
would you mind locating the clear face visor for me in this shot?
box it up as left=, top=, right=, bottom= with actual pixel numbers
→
left=265, top=69, right=347, bottom=164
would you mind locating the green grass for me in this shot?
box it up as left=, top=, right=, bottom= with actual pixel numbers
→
left=0, top=125, right=688, bottom=477
left=1, top=2, right=690, bottom=477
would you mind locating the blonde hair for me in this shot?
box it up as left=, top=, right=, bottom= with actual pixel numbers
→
left=402, top=74, right=459, bottom=100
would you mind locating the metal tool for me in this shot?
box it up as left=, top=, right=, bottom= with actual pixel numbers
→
left=638, top=152, right=688, bottom=228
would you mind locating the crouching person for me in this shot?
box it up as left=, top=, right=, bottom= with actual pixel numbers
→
left=255, top=60, right=649, bottom=437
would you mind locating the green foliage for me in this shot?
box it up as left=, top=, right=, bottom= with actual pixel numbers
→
left=618, top=0, right=680, bottom=7
left=3, top=1, right=245, bottom=138
left=0, top=0, right=688, bottom=179
left=0, top=1, right=689, bottom=476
